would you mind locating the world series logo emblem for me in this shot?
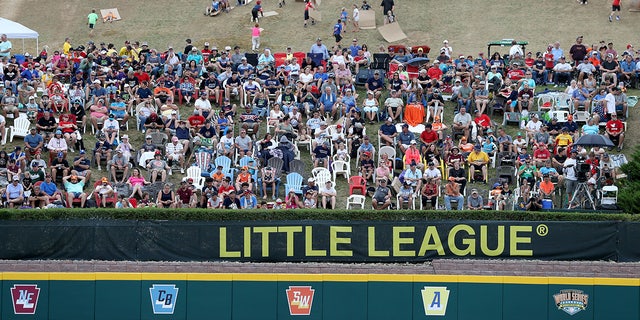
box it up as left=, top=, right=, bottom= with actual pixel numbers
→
left=553, top=289, right=589, bottom=315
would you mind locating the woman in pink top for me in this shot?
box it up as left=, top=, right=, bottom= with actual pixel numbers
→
left=89, top=99, right=109, bottom=130
left=285, top=189, right=301, bottom=209
left=251, top=23, right=262, bottom=51
left=127, top=168, right=149, bottom=199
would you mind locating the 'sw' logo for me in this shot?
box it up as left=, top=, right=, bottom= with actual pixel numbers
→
left=286, top=286, right=315, bottom=316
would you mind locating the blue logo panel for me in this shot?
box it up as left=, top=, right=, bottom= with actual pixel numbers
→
left=149, top=284, right=179, bottom=315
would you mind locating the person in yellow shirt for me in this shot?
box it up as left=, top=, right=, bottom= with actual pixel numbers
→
left=467, top=145, right=489, bottom=183
left=555, top=127, right=573, bottom=148
left=119, top=41, right=139, bottom=62
left=62, top=38, right=72, bottom=55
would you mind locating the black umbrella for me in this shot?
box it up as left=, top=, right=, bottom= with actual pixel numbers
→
left=405, top=57, right=430, bottom=67
left=572, top=134, right=615, bottom=147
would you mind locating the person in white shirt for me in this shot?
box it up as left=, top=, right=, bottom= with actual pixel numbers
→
left=552, top=56, right=573, bottom=86
left=604, top=87, right=618, bottom=116
left=102, top=114, right=120, bottom=145
left=234, top=130, right=253, bottom=158
left=509, top=40, right=523, bottom=58
left=165, top=136, right=185, bottom=173
left=563, top=149, right=578, bottom=203
left=440, top=40, right=453, bottom=59
left=194, top=93, right=213, bottom=120
left=218, top=130, right=235, bottom=158
left=525, top=114, right=543, bottom=141
left=47, top=130, right=68, bottom=158
left=422, top=162, right=442, bottom=184
left=0, top=114, right=5, bottom=145
left=319, top=180, right=337, bottom=209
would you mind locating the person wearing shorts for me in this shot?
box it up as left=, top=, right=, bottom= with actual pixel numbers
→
left=333, top=19, right=343, bottom=44
left=610, top=0, right=621, bottom=22
left=87, top=9, right=99, bottom=35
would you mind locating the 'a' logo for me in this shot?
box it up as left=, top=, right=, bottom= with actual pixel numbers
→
left=11, top=284, right=41, bottom=315
left=421, top=286, right=450, bottom=316
left=286, top=286, right=315, bottom=316
left=149, top=284, right=179, bottom=314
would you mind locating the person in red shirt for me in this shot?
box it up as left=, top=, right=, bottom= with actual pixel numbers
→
left=176, top=181, right=196, bottom=208
left=419, top=123, right=439, bottom=154
left=201, top=42, right=213, bottom=62
left=427, top=62, right=443, bottom=82
left=544, top=46, right=555, bottom=84
left=605, top=113, right=624, bottom=151
left=133, top=68, right=151, bottom=83
left=218, top=177, right=236, bottom=195
left=533, top=143, right=551, bottom=167
left=188, top=110, right=206, bottom=134
left=524, top=52, right=535, bottom=68
left=473, top=110, right=492, bottom=136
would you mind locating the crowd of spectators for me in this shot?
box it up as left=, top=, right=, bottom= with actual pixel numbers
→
left=0, top=32, right=631, bottom=210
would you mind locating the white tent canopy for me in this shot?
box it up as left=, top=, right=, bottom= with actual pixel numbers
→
left=0, top=17, right=39, bottom=52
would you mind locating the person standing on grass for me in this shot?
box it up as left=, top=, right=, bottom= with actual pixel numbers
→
left=352, top=4, right=360, bottom=32
left=304, top=0, right=316, bottom=28
left=333, top=19, right=343, bottom=45
left=610, top=0, right=621, bottom=22
left=87, top=9, right=99, bottom=36
left=251, top=24, right=262, bottom=52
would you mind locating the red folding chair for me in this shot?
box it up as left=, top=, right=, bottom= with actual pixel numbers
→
left=349, top=176, right=367, bottom=195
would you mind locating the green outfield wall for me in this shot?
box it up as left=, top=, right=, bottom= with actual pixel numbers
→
left=0, top=272, right=638, bottom=320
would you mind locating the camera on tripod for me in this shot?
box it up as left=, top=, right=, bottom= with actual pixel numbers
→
left=575, top=156, right=591, bottom=182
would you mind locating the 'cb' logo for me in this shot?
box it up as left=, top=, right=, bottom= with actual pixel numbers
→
left=11, top=284, right=41, bottom=315
left=149, top=284, right=179, bottom=314
left=286, top=286, right=315, bottom=316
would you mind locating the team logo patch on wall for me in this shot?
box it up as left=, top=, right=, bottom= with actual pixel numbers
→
left=149, top=284, right=179, bottom=314
left=421, top=286, right=450, bottom=316
left=553, top=289, right=589, bottom=315
left=11, top=284, right=41, bottom=315
left=286, top=286, right=315, bottom=315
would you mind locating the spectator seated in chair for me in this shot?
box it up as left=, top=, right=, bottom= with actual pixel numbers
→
left=93, top=177, right=115, bottom=208
left=372, top=178, right=392, bottom=210
left=63, top=174, right=87, bottom=208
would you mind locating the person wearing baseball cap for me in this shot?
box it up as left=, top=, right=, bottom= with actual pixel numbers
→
left=467, top=144, right=489, bottom=183
left=379, top=117, right=398, bottom=147
left=605, top=112, right=625, bottom=151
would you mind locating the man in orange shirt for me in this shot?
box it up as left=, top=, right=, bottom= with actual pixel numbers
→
left=538, top=174, right=555, bottom=203
left=154, top=81, right=174, bottom=106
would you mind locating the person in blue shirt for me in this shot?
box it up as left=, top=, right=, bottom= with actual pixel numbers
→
left=39, top=174, right=63, bottom=203
left=365, top=70, right=384, bottom=99
left=23, top=128, right=44, bottom=159
left=319, top=86, right=337, bottom=119
left=349, top=39, right=362, bottom=57
left=333, top=19, right=343, bottom=44
left=378, top=117, right=397, bottom=146
left=397, top=124, right=415, bottom=153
